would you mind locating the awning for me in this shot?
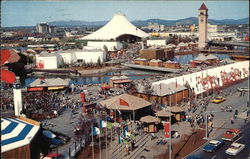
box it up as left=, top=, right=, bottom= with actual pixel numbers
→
left=27, top=87, right=44, bottom=91
left=48, top=86, right=65, bottom=90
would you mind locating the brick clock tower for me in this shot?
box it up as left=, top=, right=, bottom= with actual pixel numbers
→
left=198, top=3, right=208, bottom=49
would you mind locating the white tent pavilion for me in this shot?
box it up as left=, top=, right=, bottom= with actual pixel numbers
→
left=81, top=12, right=149, bottom=41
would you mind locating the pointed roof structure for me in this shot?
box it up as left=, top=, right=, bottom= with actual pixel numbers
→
left=82, top=12, right=149, bottom=40
left=199, top=3, right=208, bottom=10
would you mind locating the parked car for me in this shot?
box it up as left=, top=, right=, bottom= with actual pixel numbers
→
left=222, top=129, right=240, bottom=141
left=237, top=87, right=249, bottom=92
left=186, top=155, right=204, bottom=159
left=225, top=142, right=245, bottom=156
left=43, top=153, right=64, bottom=159
left=203, top=140, right=225, bottom=152
left=212, top=97, right=226, bottom=104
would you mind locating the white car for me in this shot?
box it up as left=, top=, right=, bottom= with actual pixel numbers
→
left=225, top=143, right=245, bottom=156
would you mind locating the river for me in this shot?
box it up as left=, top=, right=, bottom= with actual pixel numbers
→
left=20, top=53, right=231, bottom=87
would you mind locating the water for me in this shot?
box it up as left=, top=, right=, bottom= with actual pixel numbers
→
left=20, top=69, right=163, bottom=87
left=174, top=53, right=231, bottom=64
left=20, top=53, right=231, bottom=87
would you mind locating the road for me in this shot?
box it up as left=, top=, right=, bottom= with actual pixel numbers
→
left=188, top=79, right=250, bottom=159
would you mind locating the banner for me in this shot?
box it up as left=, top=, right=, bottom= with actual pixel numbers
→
left=80, top=92, right=85, bottom=103
left=164, top=122, right=170, bottom=138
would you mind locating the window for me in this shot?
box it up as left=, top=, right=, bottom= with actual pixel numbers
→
left=77, top=59, right=83, bottom=63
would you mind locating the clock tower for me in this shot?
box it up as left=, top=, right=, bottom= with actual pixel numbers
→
left=198, top=3, right=208, bottom=49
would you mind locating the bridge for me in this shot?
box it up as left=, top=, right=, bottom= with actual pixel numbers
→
left=208, top=41, right=249, bottom=47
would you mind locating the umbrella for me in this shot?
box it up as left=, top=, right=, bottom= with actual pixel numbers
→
left=43, top=130, right=56, bottom=139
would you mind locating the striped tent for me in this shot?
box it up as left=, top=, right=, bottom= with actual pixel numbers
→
left=1, top=118, right=40, bottom=153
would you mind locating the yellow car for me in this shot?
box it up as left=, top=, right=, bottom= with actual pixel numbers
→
left=212, top=97, right=226, bottom=104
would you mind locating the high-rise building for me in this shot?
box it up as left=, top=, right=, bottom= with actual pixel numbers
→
left=36, top=23, right=56, bottom=34
left=36, top=23, right=49, bottom=33
left=198, top=3, right=208, bottom=49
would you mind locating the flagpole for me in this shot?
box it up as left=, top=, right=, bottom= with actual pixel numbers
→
left=92, top=125, right=94, bottom=159
left=105, top=115, right=108, bottom=159
left=99, top=125, right=101, bottom=159
left=169, top=106, right=172, bottom=159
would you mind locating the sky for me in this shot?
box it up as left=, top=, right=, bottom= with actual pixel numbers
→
left=1, top=0, right=249, bottom=27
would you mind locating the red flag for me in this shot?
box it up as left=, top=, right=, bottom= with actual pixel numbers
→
left=0, top=69, right=16, bottom=84
left=164, top=122, right=170, bottom=138
left=119, top=98, right=129, bottom=107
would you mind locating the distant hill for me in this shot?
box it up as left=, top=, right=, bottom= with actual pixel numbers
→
left=48, top=17, right=249, bottom=27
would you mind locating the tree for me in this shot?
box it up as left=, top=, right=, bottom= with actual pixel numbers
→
left=113, top=46, right=117, bottom=51
left=97, top=57, right=101, bottom=66
left=103, top=45, right=108, bottom=53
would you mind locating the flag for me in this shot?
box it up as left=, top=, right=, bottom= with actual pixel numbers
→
left=100, top=120, right=107, bottom=128
left=92, top=127, right=100, bottom=136
left=107, top=122, right=112, bottom=129
left=118, top=135, right=123, bottom=144
left=120, top=98, right=129, bottom=107
left=164, top=122, right=170, bottom=138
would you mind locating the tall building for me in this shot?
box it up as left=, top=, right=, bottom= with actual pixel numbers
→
left=36, top=23, right=56, bottom=34
left=36, top=23, right=49, bottom=33
left=198, top=3, right=208, bottom=49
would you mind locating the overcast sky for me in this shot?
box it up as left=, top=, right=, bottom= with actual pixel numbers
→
left=2, top=0, right=249, bottom=27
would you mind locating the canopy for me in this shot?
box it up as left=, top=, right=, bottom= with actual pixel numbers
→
left=99, top=93, right=152, bottom=111
left=140, top=115, right=160, bottom=123
left=81, top=12, right=149, bottom=40
left=155, top=110, right=173, bottom=117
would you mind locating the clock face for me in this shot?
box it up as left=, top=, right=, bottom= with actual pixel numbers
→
left=201, top=18, right=204, bottom=23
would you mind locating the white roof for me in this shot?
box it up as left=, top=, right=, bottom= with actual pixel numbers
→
left=1, top=118, right=40, bottom=153
left=29, top=78, right=70, bottom=87
left=151, top=82, right=187, bottom=96
left=81, top=12, right=149, bottom=40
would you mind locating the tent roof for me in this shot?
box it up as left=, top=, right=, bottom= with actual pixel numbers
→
left=81, top=12, right=149, bottom=40
left=155, top=110, right=173, bottom=117
left=140, top=115, right=160, bottom=123
left=29, top=78, right=69, bottom=87
left=170, top=106, right=184, bottom=113
left=99, top=93, right=152, bottom=111
left=152, top=82, right=187, bottom=96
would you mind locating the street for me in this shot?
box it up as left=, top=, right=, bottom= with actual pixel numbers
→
left=188, top=79, right=250, bottom=159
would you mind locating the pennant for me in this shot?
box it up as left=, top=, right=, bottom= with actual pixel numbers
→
left=119, top=98, right=129, bottom=107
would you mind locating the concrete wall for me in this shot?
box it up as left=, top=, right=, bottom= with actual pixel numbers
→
left=74, top=50, right=106, bottom=63
left=87, top=41, right=123, bottom=51
left=153, top=61, right=249, bottom=95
